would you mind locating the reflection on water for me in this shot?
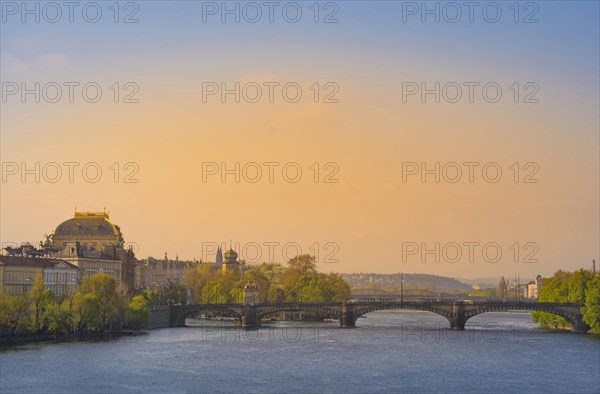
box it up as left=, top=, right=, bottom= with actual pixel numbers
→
left=1, top=311, right=598, bottom=393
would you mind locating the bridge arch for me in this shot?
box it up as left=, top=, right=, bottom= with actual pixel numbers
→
left=350, top=304, right=454, bottom=328
left=256, top=304, right=341, bottom=322
left=460, top=303, right=586, bottom=331
left=170, top=305, right=243, bottom=327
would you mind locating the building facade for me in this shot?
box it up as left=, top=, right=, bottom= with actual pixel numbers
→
left=0, top=256, right=47, bottom=295
left=135, top=254, right=200, bottom=290
left=0, top=256, right=78, bottom=296
left=526, top=275, right=543, bottom=299
left=43, top=260, right=80, bottom=296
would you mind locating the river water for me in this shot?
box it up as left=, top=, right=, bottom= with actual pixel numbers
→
left=1, top=311, right=599, bottom=393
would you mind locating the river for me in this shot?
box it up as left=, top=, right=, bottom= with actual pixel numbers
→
left=1, top=311, right=599, bottom=393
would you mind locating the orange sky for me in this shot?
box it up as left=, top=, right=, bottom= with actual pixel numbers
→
left=1, top=2, right=598, bottom=279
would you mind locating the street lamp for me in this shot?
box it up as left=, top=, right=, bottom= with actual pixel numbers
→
left=400, top=273, right=404, bottom=304
left=23, top=277, right=32, bottom=295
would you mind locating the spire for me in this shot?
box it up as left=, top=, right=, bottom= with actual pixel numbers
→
left=216, top=246, right=223, bottom=264
left=164, top=252, right=168, bottom=261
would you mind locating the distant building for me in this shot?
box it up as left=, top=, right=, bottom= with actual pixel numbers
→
left=526, top=275, right=543, bottom=299
left=135, top=254, right=199, bottom=290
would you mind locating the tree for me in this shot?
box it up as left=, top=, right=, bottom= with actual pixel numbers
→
left=582, top=274, right=600, bottom=331
left=321, top=273, right=352, bottom=302
left=267, top=284, right=285, bottom=303
left=29, top=273, right=53, bottom=333
left=184, top=264, right=216, bottom=304
left=45, top=301, right=72, bottom=336
left=568, top=269, right=593, bottom=303
left=286, top=254, right=317, bottom=276
left=532, top=271, right=572, bottom=328
left=142, top=289, right=161, bottom=306
left=162, top=282, right=187, bottom=305
left=81, top=274, right=117, bottom=331
left=0, top=293, right=31, bottom=336
left=531, top=270, right=597, bottom=330
left=124, top=296, right=150, bottom=329
left=284, top=272, right=351, bottom=303
left=497, top=276, right=507, bottom=299
left=113, top=283, right=130, bottom=330
left=72, top=292, right=101, bottom=333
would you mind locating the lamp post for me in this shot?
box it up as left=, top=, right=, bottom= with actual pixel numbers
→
left=23, top=277, right=32, bottom=295
left=400, top=273, right=404, bottom=304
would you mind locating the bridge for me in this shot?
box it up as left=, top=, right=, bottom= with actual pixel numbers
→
left=153, top=300, right=590, bottom=333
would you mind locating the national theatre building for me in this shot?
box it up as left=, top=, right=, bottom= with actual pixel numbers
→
left=50, top=210, right=137, bottom=290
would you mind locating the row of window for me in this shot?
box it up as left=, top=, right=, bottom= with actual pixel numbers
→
left=3, top=271, right=40, bottom=283
left=43, top=273, right=78, bottom=284
left=84, top=261, right=117, bottom=270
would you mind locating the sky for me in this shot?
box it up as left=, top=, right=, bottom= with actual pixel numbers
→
left=1, top=0, right=599, bottom=279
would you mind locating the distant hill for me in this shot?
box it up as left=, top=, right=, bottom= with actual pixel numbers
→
left=341, top=273, right=472, bottom=293
left=459, top=277, right=534, bottom=289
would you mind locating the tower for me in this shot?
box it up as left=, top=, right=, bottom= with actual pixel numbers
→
left=221, top=249, right=241, bottom=274
left=535, top=275, right=543, bottom=299
left=243, top=282, right=260, bottom=305
left=216, top=246, right=223, bottom=264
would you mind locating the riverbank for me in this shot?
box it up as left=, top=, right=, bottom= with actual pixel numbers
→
left=0, top=330, right=145, bottom=348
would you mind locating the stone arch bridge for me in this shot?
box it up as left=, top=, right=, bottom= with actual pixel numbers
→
left=158, top=301, right=589, bottom=333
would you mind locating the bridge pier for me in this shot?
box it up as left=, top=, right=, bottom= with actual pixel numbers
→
left=449, top=301, right=467, bottom=330
left=241, top=307, right=260, bottom=329
left=571, top=318, right=590, bottom=333
left=341, top=303, right=356, bottom=328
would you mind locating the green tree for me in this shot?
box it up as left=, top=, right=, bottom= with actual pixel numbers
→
left=0, top=293, right=31, bottom=336
left=531, top=270, right=595, bottom=330
left=142, top=289, right=161, bottom=306
left=124, top=296, right=150, bottom=329
left=286, top=254, right=317, bottom=276
left=28, top=274, right=53, bottom=333
left=201, top=270, right=240, bottom=304
left=81, top=274, right=117, bottom=331
left=321, top=273, right=351, bottom=302
left=582, top=273, right=600, bottom=331
left=184, top=264, right=216, bottom=304
left=45, top=301, right=72, bottom=336
left=284, top=273, right=351, bottom=303
left=568, top=269, right=593, bottom=302
left=267, top=284, right=285, bottom=303
left=72, top=292, right=101, bottom=333
left=162, top=282, right=187, bottom=305
left=112, top=283, right=130, bottom=330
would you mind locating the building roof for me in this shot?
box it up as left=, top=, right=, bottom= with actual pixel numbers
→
left=0, top=255, right=73, bottom=269
left=53, top=211, right=122, bottom=239
left=46, top=259, right=79, bottom=270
